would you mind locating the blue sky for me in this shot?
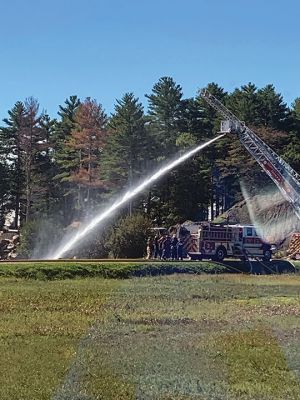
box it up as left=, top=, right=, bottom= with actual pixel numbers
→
left=0, top=0, right=299, bottom=119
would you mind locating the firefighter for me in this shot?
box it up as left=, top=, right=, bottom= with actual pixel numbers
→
left=146, top=237, right=153, bottom=259
left=158, top=234, right=164, bottom=259
left=162, top=235, right=171, bottom=260
left=153, top=235, right=160, bottom=259
left=171, top=234, right=178, bottom=260
left=177, top=237, right=184, bottom=260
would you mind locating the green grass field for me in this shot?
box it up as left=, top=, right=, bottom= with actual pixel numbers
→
left=0, top=267, right=299, bottom=399
left=0, top=260, right=227, bottom=280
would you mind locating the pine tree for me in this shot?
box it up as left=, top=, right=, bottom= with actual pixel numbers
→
left=35, top=114, right=57, bottom=216
left=146, top=76, right=183, bottom=155
left=56, top=96, right=81, bottom=140
left=0, top=99, right=48, bottom=225
left=0, top=162, right=10, bottom=228
left=177, top=98, right=204, bottom=139
left=218, top=84, right=291, bottom=202
left=196, top=83, right=229, bottom=218
left=144, top=78, right=183, bottom=223
left=227, top=83, right=260, bottom=125
left=67, top=98, right=107, bottom=212
left=256, top=85, right=291, bottom=130
left=283, top=98, right=300, bottom=173
left=218, top=125, right=289, bottom=197
left=292, top=97, right=300, bottom=124
left=52, top=95, right=80, bottom=222
left=0, top=102, right=26, bottom=227
left=102, top=93, right=153, bottom=215
left=103, top=93, right=151, bottom=185
left=196, top=82, right=227, bottom=136
left=21, top=97, right=45, bottom=222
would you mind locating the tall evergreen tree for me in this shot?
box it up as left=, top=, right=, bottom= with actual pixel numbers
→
left=177, top=98, right=204, bottom=139
left=0, top=102, right=26, bottom=227
left=283, top=98, right=300, bottom=173
left=103, top=93, right=151, bottom=185
left=144, top=78, right=184, bottom=223
left=56, top=96, right=81, bottom=140
left=196, top=82, right=228, bottom=136
left=196, top=83, right=229, bottom=218
left=146, top=76, right=183, bottom=155
left=257, top=84, right=290, bottom=130
left=0, top=98, right=48, bottom=225
left=52, top=95, right=80, bottom=222
left=227, top=83, right=260, bottom=125
left=21, top=97, right=45, bottom=222
left=102, top=93, right=153, bottom=215
left=292, top=97, right=300, bottom=125
left=35, top=114, right=57, bottom=216
left=67, top=98, right=107, bottom=212
left=0, top=162, right=10, bottom=228
left=211, top=84, right=291, bottom=213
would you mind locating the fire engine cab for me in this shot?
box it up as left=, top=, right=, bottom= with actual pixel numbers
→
left=184, top=223, right=272, bottom=262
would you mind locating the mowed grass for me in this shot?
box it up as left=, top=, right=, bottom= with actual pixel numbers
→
left=0, top=274, right=299, bottom=399
left=0, top=278, right=119, bottom=400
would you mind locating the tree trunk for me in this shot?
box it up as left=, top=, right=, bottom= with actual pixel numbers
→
left=128, top=164, right=133, bottom=216
left=25, top=156, right=31, bottom=223
left=14, top=145, right=22, bottom=228
left=216, top=191, right=220, bottom=217
left=146, top=190, right=151, bottom=215
left=210, top=169, right=214, bottom=221
left=14, top=192, right=20, bottom=229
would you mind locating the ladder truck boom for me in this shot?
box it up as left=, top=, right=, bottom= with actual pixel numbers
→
left=200, top=89, right=300, bottom=219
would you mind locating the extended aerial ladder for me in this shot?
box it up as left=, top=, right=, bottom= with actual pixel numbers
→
left=200, top=89, right=300, bottom=220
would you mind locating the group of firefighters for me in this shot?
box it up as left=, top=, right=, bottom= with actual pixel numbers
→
left=146, top=233, right=184, bottom=260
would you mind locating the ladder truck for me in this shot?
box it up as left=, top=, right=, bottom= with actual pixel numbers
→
left=200, top=89, right=300, bottom=220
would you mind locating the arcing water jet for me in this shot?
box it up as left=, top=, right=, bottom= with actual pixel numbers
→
left=49, top=134, right=225, bottom=260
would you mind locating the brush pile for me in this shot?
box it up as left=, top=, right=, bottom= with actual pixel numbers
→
left=0, top=228, right=19, bottom=260
left=286, top=233, right=300, bottom=260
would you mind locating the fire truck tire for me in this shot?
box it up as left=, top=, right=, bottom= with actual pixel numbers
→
left=214, top=246, right=227, bottom=262
left=263, top=249, right=271, bottom=262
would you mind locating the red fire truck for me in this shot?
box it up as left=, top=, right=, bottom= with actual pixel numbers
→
left=183, top=223, right=272, bottom=262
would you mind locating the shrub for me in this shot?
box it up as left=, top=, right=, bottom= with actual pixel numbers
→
left=106, top=213, right=152, bottom=258
left=18, top=219, right=63, bottom=259
left=75, top=229, right=110, bottom=259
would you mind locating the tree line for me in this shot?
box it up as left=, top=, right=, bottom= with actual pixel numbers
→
left=0, top=78, right=299, bottom=251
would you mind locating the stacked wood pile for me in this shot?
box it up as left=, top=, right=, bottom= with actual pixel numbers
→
left=0, top=229, right=19, bottom=260
left=286, top=233, right=300, bottom=260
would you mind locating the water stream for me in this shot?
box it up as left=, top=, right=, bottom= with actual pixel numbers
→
left=49, top=134, right=224, bottom=259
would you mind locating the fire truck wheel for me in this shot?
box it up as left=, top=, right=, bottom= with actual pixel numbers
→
left=263, top=249, right=271, bottom=262
left=214, top=246, right=227, bottom=262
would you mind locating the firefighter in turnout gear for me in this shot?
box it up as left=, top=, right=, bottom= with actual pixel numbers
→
left=171, top=234, right=178, bottom=260
left=177, top=237, right=184, bottom=260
